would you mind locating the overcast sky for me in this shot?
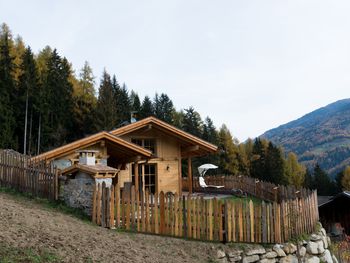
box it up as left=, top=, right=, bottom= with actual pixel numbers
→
left=1, top=0, right=350, bottom=141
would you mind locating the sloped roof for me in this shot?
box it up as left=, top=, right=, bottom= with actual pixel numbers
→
left=110, top=117, right=218, bottom=157
left=33, top=131, right=152, bottom=161
left=319, top=191, right=350, bottom=208
left=61, top=164, right=119, bottom=177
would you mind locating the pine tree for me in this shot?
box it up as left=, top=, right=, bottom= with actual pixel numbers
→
left=153, top=93, right=174, bottom=124
left=250, top=138, right=267, bottom=181
left=139, top=95, right=154, bottom=119
left=130, top=90, right=141, bottom=117
left=114, top=82, right=130, bottom=124
left=265, top=142, right=286, bottom=185
left=217, top=124, right=240, bottom=174
left=0, top=25, right=16, bottom=149
left=182, top=107, right=202, bottom=137
left=313, top=164, right=336, bottom=195
left=16, top=47, right=40, bottom=154
left=95, top=70, right=117, bottom=131
left=72, top=61, right=96, bottom=137
left=341, top=166, right=350, bottom=191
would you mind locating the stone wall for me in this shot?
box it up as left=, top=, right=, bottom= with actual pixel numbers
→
left=216, top=225, right=338, bottom=263
left=59, top=172, right=95, bottom=215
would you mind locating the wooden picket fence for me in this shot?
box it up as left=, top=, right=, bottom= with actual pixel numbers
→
left=183, top=175, right=313, bottom=202
left=92, top=182, right=319, bottom=243
left=0, top=150, right=59, bottom=200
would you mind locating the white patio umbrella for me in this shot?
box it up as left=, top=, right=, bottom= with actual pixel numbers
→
left=197, top=163, right=218, bottom=177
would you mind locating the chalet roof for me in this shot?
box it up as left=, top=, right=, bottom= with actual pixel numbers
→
left=33, top=131, right=152, bottom=161
left=319, top=191, right=350, bottom=208
left=61, top=163, right=119, bottom=177
left=110, top=117, right=218, bottom=157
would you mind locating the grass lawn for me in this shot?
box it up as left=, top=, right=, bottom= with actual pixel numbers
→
left=223, top=194, right=266, bottom=205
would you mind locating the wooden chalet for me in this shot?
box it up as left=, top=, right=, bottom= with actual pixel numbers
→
left=35, top=117, right=218, bottom=195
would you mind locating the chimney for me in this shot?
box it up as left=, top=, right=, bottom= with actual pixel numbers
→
left=77, top=150, right=98, bottom=165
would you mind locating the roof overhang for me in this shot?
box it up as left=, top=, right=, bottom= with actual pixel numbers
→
left=110, top=117, right=218, bottom=158
left=32, top=131, right=152, bottom=162
left=61, top=164, right=119, bottom=178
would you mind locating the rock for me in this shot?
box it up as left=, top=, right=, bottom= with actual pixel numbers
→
left=245, top=246, right=266, bottom=256
left=259, top=259, right=276, bottom=263
left=322, top=236, right=328, bottom=249
left=283, top=243, right=297, bottom=254
left=332, top=255, right=338, bottom=263
left=229, top=256, right=242, bottom=262
left=306, top=241, right=318, bottom=255
left=316, top=240, right=325, bottom=254
left=227, top=249, right=243, bottom=258
left=279, top=255, right=298, bottom=263
left=305, top=256, right=320, bottom=263
left=265, top=252, right=278, bottom=259
left=320, top=228, right=327, bottom=237
left=327, top=237, right=331, bottom=246
left=219, top=258, right=229, bottom=263
left=310, top=234, right=322, bottom=241
left=273, top=245, right=286, bottom=257
left=320, top=250, right=333, bottom=263
left=298, top=246, right=306, bottom=257
left=243, top=255, right=260, bottom=263
left=217, top=249, right=226, bottom=259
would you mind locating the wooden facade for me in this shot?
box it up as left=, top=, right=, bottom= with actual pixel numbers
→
left=34, top=117, right=218, bottom=194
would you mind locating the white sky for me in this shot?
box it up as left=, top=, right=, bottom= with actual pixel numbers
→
left=1, top=0, right=350, bottom=141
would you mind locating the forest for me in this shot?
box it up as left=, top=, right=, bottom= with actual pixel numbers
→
left=0, top=23, right=347, bottom=194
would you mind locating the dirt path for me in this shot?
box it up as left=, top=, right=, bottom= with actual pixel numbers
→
left=0, top=192, right=223, bottom=263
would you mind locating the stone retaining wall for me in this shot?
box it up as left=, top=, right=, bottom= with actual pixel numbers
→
left=216, top=225, right=338, bottom=263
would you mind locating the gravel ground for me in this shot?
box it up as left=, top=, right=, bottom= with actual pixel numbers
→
left=0, top=192, right=224, bottom=263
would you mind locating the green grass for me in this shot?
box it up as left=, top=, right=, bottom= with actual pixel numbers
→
left=0, top=242, right=60, bottom=263
left=223, top=194, right=264, bottom=205
left=0, top=186, right=91, bottom=222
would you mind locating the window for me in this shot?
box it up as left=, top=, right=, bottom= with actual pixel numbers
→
left=131, top=138, right=156, bottom=154
left=144, top=164, right=156, bottom=194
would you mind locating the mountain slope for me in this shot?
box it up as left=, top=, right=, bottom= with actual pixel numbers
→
left=261, top=99, right=350, bottom=176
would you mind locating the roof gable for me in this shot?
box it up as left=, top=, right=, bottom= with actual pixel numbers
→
left=33, top=131, right=152, bottom=161
left=110, top=117, right=218, bottom=157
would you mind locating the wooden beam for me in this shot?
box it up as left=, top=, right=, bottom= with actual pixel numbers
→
left=134, top=161, right=139, bottom=192
left=188, top=157, right=192, bottom=194
left=181, top=145, right=199, bottom=155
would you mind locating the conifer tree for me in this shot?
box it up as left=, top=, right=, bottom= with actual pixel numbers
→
left=265, top=142, right=286, bottom=185
left=250, top=138, right=267, bottom=181
left=16, top=47, right=40, bottom=154
left=140, top=95, right=154, bottom=119
left=313, top=164, right=336, bottom=195
left=153, top=93, right=174, bottom=124
left=0, top=26, right=16, bottom=149
left=130, top=90, right=141, bottom=116
left=114, top=81, right=130, bottom=124
left=95, top=70, right=117, bottom=130
left=182, top=107, right=202, bottom=137
left=285, top=152, right=306, bottom=188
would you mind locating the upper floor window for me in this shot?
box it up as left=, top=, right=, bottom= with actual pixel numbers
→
left=131, top=138, right=156, bottom=154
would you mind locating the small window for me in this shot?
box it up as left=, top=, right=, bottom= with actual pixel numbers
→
left=131, top=138, right=156, bottom=154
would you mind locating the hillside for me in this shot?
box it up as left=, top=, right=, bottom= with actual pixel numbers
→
left=0, top=191, right=222, bottom=263
left=261, top=99, right=350, bottom=176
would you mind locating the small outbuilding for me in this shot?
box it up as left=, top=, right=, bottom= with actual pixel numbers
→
left=319, top=191, right=350, bottom=236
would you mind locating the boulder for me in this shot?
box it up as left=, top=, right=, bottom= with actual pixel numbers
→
left=217, top=250, right=226, bottom=259
left=310, top=234, right=322, bottom=241
left=320, top=250, right=333, bottom=263
left=320, top=228, right=327, bottom=237
left=283, top=243, right=297, bottom=254
left=266, top=252, right=278, bottom=259
left=227, top=250, right=243, bottom=258
left=279, top=255, right=298, bottom=263
left=306, top=241, right=318, bottom=255
left=243, top=255, right=260, bottom=263
left=332, top=255, right=338, bottom=263
left=305, top=256, right=320, bottom=263
left=229, top=255, right=242, bottom=262
left=259, top=259, right=276, bottom=263
left=245, top=246, right=266, bottom=256
left=273, top=245, right=286, bottom=257
left=321, top=236, right=328, bottom=249
left=298, top=246, right=306, bottom=257
left=316, top=240, right=325, bottom=254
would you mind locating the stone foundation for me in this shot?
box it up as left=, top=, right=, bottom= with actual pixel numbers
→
left=216, top=225, right=338, bottom=263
